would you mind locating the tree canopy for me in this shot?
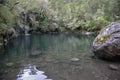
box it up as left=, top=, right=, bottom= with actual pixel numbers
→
left=0, top=0, right=119, bottom=36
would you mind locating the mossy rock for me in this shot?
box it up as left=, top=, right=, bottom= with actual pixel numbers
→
left=93, top=22, right=120, bottom=60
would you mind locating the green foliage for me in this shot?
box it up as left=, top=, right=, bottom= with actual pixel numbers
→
left=47, top=0, right=116, bottom=31
left=84, top=16, right=110, bottom=31
left=0, top=23, right=7, bottom=34
left=0, top=4, right=15, bottom=34
left=0, top=36, right=3, bottom=46
left=0, top=0, right=119, bottom=36
left=28, top=7, right=51, bottom=31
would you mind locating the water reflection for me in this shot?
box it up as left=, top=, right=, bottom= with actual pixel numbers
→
left=0, top=34, right=95, bottom=80
left=0, top=34, right=95, bottom=60
left=17, top=64, right=52, bottom=80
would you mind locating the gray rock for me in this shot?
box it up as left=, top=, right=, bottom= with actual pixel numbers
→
left=92, top=22, right=120, bottom=59
left=29, top=51, right=42, bottom=58
left=109, top=64, right=118, bottom=70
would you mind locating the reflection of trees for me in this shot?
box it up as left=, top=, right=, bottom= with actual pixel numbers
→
left=0, top=34, right=95, bottom=61
left=30, top=34, right=95, bottom=59
left=0, top=35, right=33, bottom=61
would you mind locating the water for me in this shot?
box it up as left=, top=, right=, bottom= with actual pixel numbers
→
left=0, top=34, right=94, bottom=60
left=0, top=34, right=120, bottom=80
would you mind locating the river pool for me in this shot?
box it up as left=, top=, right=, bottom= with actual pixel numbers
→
left=0, top=34, right=120, bottom=80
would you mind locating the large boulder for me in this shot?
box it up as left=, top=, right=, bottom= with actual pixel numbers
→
left=92, top=22, right=120, bottom=59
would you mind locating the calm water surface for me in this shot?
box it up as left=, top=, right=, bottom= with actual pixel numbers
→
left=0, top=34, right=94, bottom=60
left=0, top=34, right=119, bottom=80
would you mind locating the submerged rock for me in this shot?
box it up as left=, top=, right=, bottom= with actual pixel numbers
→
left=93, top=22, right=120, bottom=59
left=70, top=57, right=80, bottom=62
left=6, top=62, right=14, bottom=67
left=109, top=64, right=118, bottom=70
left=29, top=51, right=42, bottom=58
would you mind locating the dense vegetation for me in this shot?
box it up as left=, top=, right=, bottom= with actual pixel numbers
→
left=0, top=0, right=120, bottom=45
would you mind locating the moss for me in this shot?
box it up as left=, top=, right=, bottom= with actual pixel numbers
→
left=96, top=34, right=111, bottom=44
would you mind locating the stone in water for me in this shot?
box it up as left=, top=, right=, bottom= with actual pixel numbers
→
left=70, top=57, right=80, bottom=62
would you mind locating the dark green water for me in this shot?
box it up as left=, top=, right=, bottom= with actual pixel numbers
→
left=0, top=34, right=119, bottom=80
left=0, top=34, right=94, bottom=80
left=0, top=34, right=94, bottom=61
